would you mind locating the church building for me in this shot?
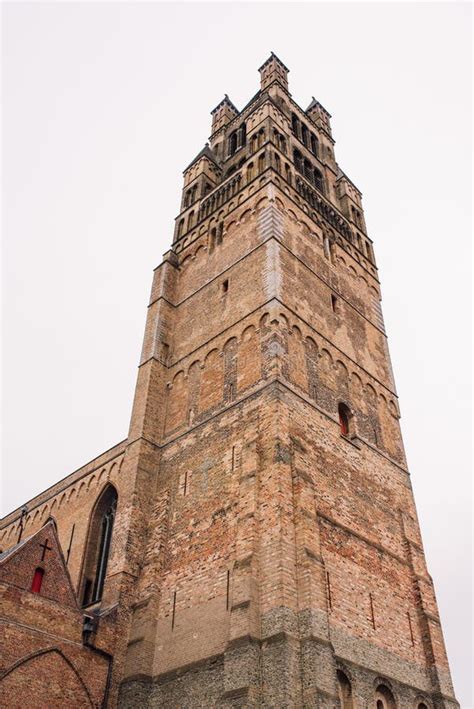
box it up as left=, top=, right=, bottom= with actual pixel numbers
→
left=0, top=55, right=458, bottom=708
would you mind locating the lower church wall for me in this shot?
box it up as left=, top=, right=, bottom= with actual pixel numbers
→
left=118, top=624, right=456, bottom=708
left=119, top=655, right=224, bottom=708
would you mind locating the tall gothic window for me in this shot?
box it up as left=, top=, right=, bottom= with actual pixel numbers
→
left=302, top=124, right=310, bottom=148
left=291, top=112, right=300, bottom=137
left=228, top=131, right=238, bottom=156
left=81, top=484, right=117, bottom=607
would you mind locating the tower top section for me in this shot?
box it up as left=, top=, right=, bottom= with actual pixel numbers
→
left=211, top=94, right=239, bottom=137
left=173, top=54, right=375, bottom=271
left=306, top=96, right=332, bottom=136
left=258, top=52, right=289, bottom=91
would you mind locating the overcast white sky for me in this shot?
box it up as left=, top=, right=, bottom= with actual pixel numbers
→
left=1, top=2, right=472, bottom=705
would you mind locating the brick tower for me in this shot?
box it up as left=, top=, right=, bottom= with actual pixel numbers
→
left=114, top=54, right=457, bottom=707
left=0, top=55, right=458, bottom=708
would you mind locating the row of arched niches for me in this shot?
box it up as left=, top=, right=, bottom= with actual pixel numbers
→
left=338, top=670, right=432, bottom=709
left=0, top=459, right=122, bottom=547
left=174, top=195, right=383, bottom=339
left=164, top=310, right=404, bottom=465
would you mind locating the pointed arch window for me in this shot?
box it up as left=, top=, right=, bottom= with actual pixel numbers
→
left=81, top=485, right=117, bottom=607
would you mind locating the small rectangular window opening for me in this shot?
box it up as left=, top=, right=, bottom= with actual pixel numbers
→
left=331, top=294, right=338, bottom=313
left=222, top=279, right=229, bottom=294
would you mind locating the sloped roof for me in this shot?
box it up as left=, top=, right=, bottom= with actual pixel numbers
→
left=258, top=51, right=289, bottom=73
left=184, top=143, right=220, bottom=173
left=210, top=93, right=239, bottom=116
left=306, top=96, right=332, bottom=118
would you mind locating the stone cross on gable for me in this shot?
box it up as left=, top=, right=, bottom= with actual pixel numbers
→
left=39, top=539, right=52, bottom=561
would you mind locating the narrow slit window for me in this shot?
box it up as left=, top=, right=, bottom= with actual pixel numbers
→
left=171, top=591, right=177, bottom=629
left=331, top=294, right=338, bottom=312
left=31, top=567, right=44, bottom=593
left=222, top=279, right=229, bottom=294
left=338, top=403, right=351, bottom=436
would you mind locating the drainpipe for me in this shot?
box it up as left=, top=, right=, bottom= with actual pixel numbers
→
left=83, top=615, right=114, bottom=709
left=17, top=506, right=28, bottom=543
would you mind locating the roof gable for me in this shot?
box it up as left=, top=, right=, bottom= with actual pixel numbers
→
left=184, top=143, right=220, bottom=173
left=0, top=521, right=78, bottom=608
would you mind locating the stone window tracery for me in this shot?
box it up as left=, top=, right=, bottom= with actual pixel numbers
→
left=80, top=485, right=117, bottom=607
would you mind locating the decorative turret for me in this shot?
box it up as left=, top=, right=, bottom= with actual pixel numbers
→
left=174, top=143, right=221, bottom=242
left=306, top=96, right=332, bottom=136
left=259, top=52, right=289, bottom=92
left=210, top=94, right=239, bottom=138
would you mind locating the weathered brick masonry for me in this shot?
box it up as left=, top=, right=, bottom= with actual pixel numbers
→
left=1, top=55, right=458, bottom=708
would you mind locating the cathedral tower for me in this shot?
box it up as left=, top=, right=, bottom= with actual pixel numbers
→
left=115, top=54, right=457, bottom=707
left=0, top=55, right=458, bottom=708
